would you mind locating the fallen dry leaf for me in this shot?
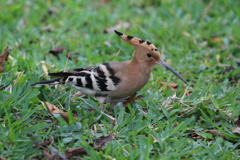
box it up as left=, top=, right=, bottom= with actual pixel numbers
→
left=66, top=53, right=72, bottom=60
left=49, top=47, right=67, bottom=57
left=45, top=102, right=61, bottom=114
left=32, top=137, right=67, bottom=160
left=94, top=135, right=114, bottom=147
left=0, top=46, right=10, bottom=72
left=40, top=8, right=55, bottom=23
left=65, top=147, right=88, bottom=157
left=232, top=115, right=240, bottom=135
left=204, top=130, right=225, bottom=137
left=189, top=132, right=205, bottom=140
left=104, top=21, right=130, bottom=33
left=42, top=150, right=54, bottom=160
left=34, top=137, right=54, bottom=148
left=0, top=84, right=5, bottom=90
left=223, top=65, right=235, bottom=74
left=211, top=36, right=222, bottom=43
left=161, top=82, right=178, bottom=89
left=101, top=0, right=111, bottom=4
left=65, top=135, right=113, bottom=158
left=12, top=108, right=21, bottom=120
left=159, top=81, right=191, bottom=96
left=235, top=115, right=240, bottom=126
left=45, top=102, right=69, bottom=123
left=48, top=47, right=78, bottom=62
left=232, top=127, right=240, bottom=135
left=190, top=129, right=225, bottom=140
left=42, top=146, right=67, bottom=160
left=65, top=146, right=102, bottom=157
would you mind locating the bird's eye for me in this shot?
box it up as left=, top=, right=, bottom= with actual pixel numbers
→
left=147, top=53, right=152, bottom=57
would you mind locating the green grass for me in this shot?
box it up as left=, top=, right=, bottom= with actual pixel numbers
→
left=0, top=0, right=240, bottom=159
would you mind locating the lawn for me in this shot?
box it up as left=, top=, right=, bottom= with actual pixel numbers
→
left=0, top=0, right=240, bottom=159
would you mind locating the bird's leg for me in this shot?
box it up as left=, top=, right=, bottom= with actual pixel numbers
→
left=103, top=97, right=130, bottom=104
left=109, top=102, right=118, bottom=109
left=102, top=97, right=130, bottom=112
left=123, top=93, right=137, bottom=107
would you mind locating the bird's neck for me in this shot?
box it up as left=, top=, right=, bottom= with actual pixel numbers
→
left=129, top=57, right=154, bottom=73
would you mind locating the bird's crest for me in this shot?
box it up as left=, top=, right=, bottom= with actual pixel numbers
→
left=114, top=30, right=160, bottom=54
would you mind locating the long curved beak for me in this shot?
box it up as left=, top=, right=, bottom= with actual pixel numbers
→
left=156, top=60, right=187, bottom=84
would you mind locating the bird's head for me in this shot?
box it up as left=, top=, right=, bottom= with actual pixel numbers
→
left=114, top=30, right=187, bottom=84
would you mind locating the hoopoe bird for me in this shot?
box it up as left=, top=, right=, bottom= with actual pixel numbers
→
left=33, top=30, right=187, bottom=104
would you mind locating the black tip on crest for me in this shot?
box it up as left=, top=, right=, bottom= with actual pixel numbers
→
left=114, top=30, right=123, bottom=36
left=127, top=35, right=134, bottom=40
left=146, top=41, right=151, bottom=45
left=139, top=39, right=145, bottom=44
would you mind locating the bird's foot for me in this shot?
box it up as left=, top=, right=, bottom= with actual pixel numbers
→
left=103, top=97, right=129, bottom=104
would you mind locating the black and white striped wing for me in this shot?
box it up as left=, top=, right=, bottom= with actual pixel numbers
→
left=49, top=63, right=121, bottom=93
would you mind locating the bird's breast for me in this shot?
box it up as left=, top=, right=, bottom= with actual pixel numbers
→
left=110, top=68, right=151, bottom=99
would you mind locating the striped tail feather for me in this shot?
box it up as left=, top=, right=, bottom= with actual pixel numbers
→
left=48, top=72, right=74, bottom=77
left=32, top=71, right=78, bottom=86
left=31, top=78, right=62, bottom=86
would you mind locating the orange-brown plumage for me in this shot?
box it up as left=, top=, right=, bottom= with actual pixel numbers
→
left=33, top=30, right=186, bottom=104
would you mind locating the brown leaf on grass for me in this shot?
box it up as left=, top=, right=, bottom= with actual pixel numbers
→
left=45, top=102, right=69, bottom=123
left=32, top=137, right=67, bottom=160
left=189, top=132, right=205, bottom=140
left=204, top=130, right=225, bottom=137
left=65, top=146, right=102, bottom=157
left=34, top=137, right=54, bottom=148
left=190, top=130, right=225, bottom=140
left=223, top=65, right=235, bottom=73
left=66, top=52, right=79, bottom=62
left=65, top=135, right=113, bottom=158
left=232, top=127, right=240, bottom=135
left=32, top=137, right=54, bottom=159
left=49, top=47, right=67, bottom=57
left=104, top=21, right=130, bottom=33
left=42, top=150, right=54, bottom=160
left=42, top=147, right=67, bottom=160
left=40, top=9, right=55, bottom=23
left=237, top=62, right=240, bottom=67
left=232, top=115, right=240, bottom=135
left=211, top=36, right=222, bottom=43
left=0, top=46, right=10, bottom=73
left=0, top=84, right=5, bottom=90
left=159, top=81, right=191, bottom=96
left=100, top=0, right=111, bottom=4
left=12, top=108, right=21, bottom=120
left=94, top=135, right=114, bottom=146
left=48, top=47, right=78, bottom=62
left=45, top=102, right=61, bottom=114
left=235, top=115, right=240, bottom=126
left=65, top=147, right=88, bottom=157
left=160, top=82, right=178, bottom=90
left=66, top=53, right=72, bottom=60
